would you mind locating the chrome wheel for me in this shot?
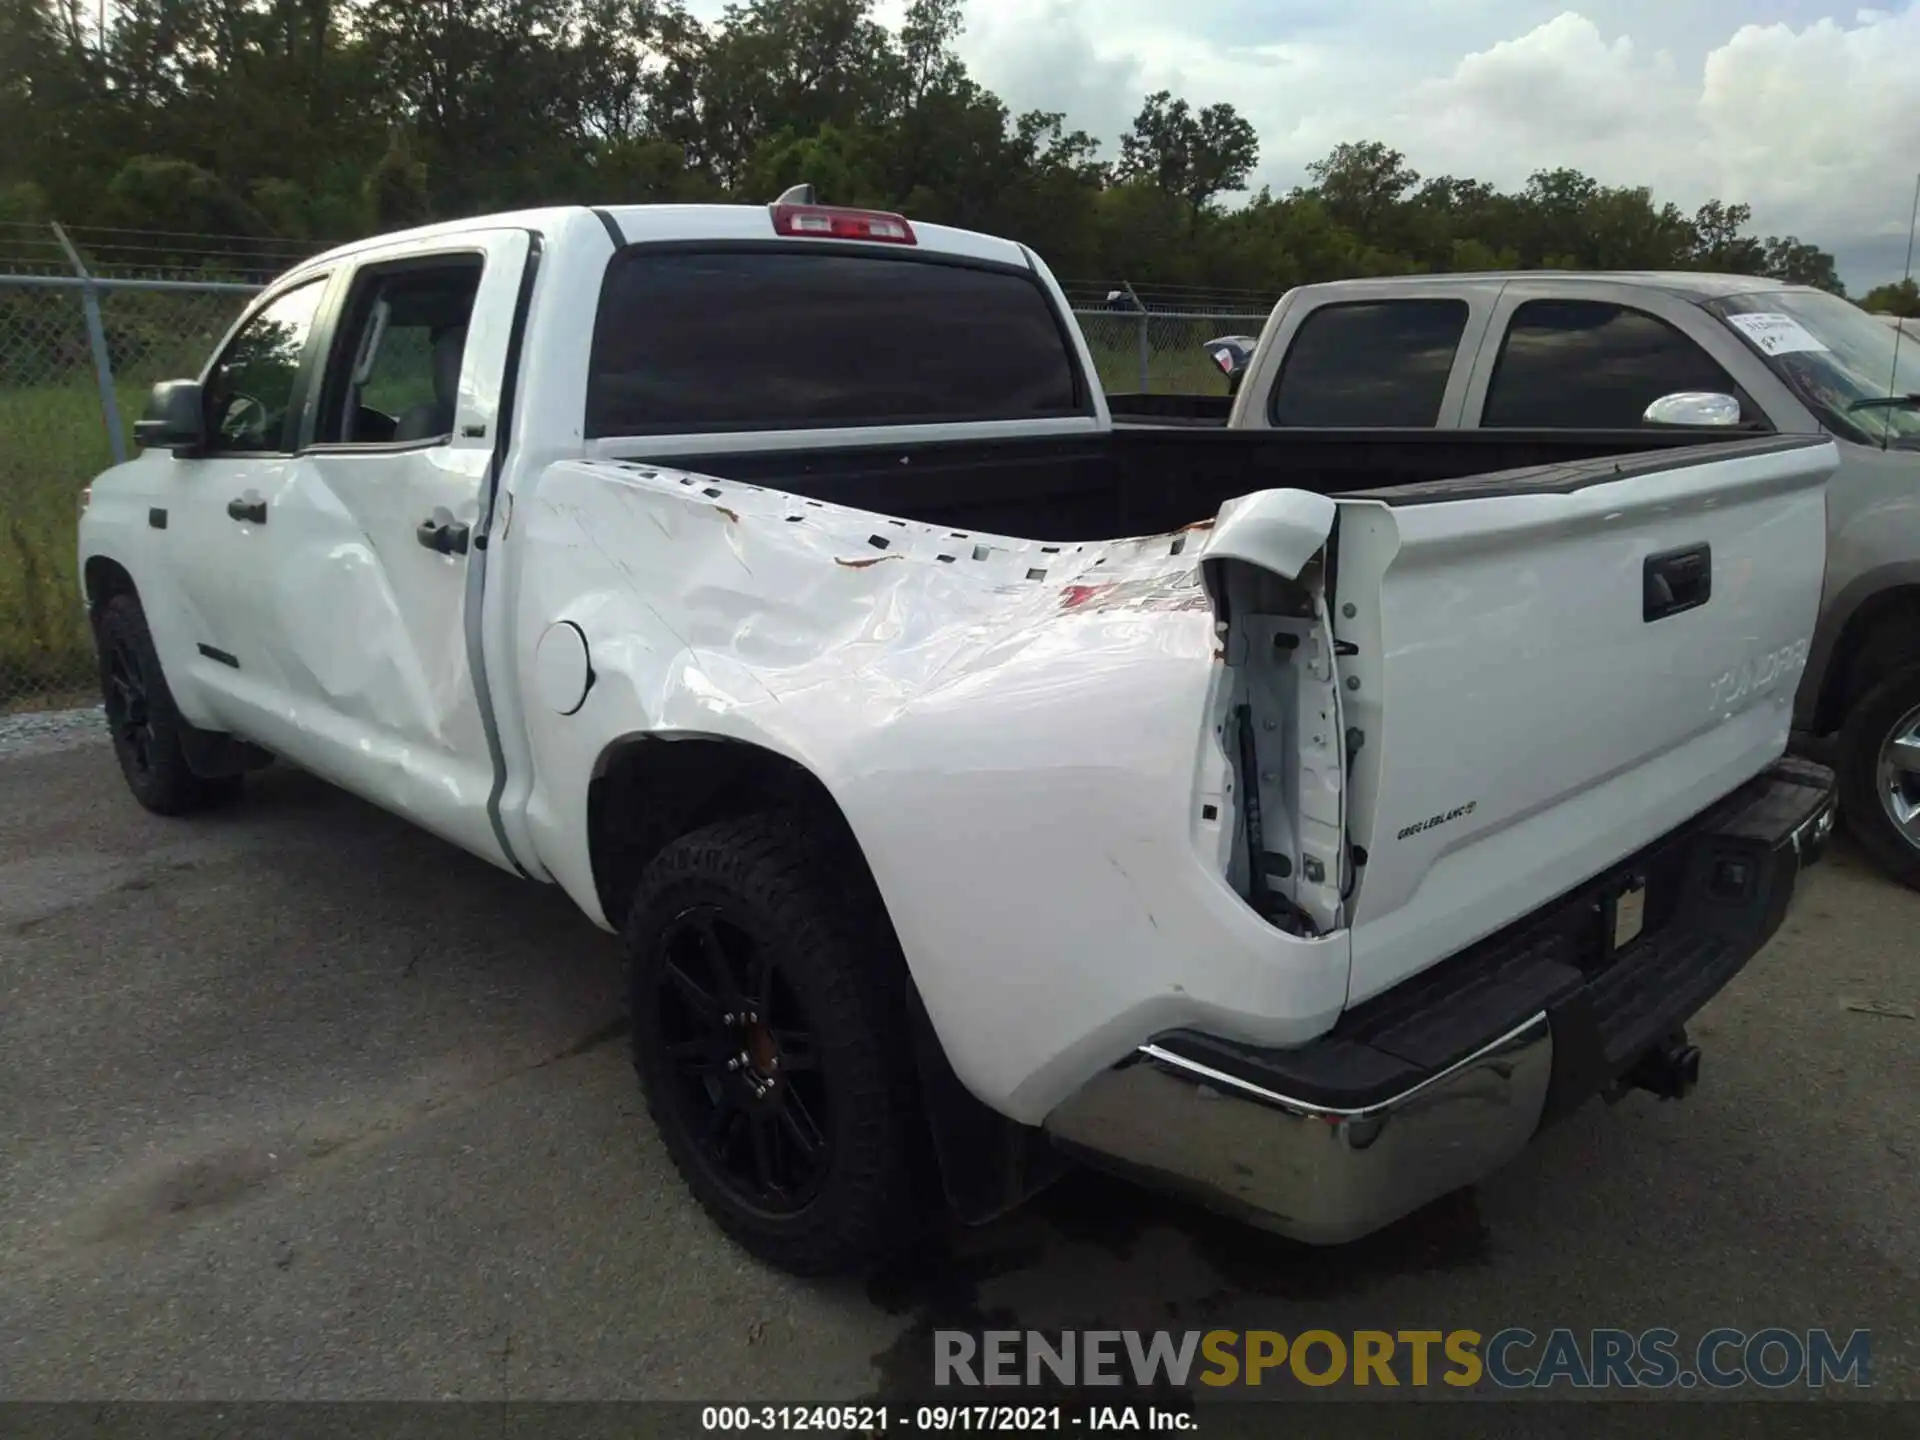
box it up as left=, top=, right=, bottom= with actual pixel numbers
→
left=1877, top=701, right=1920, bottom=849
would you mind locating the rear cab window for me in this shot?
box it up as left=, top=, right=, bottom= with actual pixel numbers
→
left=1268, top=300, right=1471, bottom=427
left=585, top=248, right=1089, bottom=438
left=1481, top=299, right=1755, bottom=428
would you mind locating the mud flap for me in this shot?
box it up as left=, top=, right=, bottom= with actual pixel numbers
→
left=907, top=979, right=1069, bottom=1225
left=178, top=721, right=275, bottom=778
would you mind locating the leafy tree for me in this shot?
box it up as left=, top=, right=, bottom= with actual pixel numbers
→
left=1305, top=142, right=1421, bottom=241
left=680, top=0, right=898, bottom=191
left=1118, top=90, right=1259, bottom=232
left=1687, top=199, right=1767, bottom=274
left=0, top=0, right=1854, bottom=312
left=1762, top=236, right=1845, bottom=294
left=103, top=155, right=268, bottom=236
left=365, top=138, right=431, bottom=230
left=1861, top=278, right=1920, bottom=316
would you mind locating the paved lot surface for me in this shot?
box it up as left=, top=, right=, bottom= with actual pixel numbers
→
left=2, top=737, right=1916, bottom=1407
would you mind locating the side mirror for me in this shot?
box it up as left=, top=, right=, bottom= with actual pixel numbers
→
left=1642, top=392, right=1742, bottom=428
left=134, top=380, right=207, bottom=455
left=1204, top=335, right=1258, bottom=397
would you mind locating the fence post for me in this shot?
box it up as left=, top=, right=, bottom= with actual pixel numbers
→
left=51, top=221, right=127, bottom=467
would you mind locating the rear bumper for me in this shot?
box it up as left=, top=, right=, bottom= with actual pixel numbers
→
left=1043, top=758, right=1837, bottom=1243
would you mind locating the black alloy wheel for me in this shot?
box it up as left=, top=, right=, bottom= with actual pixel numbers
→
left=93, top=592, right=241, bottom=815
left=626, top=811, right=926, bottom=1275
left=654, top=903, right=831, bottom=1211
left=103, top=631, right=155, bottom=781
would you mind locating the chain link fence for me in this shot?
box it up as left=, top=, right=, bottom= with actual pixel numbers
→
left=0, top=224, right=1266, bottom=713
left=2, top=269, right=260, bottom=713
left=1074, top=308, right=1266, bottom=398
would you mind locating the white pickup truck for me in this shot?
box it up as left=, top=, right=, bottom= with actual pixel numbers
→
left=79, top=196, right=1840, bottom=1275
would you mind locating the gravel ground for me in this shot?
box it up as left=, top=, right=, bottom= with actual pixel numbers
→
left=0, top=705, right=106, bottom=760
left=1, top=737, right=1915, bottom=1413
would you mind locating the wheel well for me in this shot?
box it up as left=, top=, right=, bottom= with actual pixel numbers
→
left=83, top=556, right=136, bottom=614
left=586, top=735, right=868, bottom=931
left=588, top=734, right=1056, bottom=1221
left=1815, top=586, right=1920, bottom=735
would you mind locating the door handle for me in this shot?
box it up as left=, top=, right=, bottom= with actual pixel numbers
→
left=416, top=509, right=471, bottom=556
left=226, top=496, right=266, bottom=524
left=1644, top=543, right=1711, bottom=622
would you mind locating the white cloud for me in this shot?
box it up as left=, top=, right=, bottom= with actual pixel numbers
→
left=1699, top=11, right=1920, bottom=233
left=1393, top=8, right=1920, bottom=260
left=959, top=0, right=1146, bottom=145
left=953, top=0, right=1920, bottom=287
left=1403, top=14, right=1693, bottom=159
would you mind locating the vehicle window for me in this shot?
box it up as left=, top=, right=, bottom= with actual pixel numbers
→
left=1708, top=289, right=1920, bottom=448
left=202, top=279, right=326, bottom=454
left=316, top=259, right=483, bottom=445
left=1268, top=300, right=1469, bottom=427
left=1483, top=300, right=1748, bottom=428
left=585, top=250, right=1085, bottom=437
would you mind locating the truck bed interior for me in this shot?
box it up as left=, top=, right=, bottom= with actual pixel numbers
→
left=631, top=426, right=1797, bottom=543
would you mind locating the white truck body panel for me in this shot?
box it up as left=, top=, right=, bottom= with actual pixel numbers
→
left=1335, top=443, right=1828, bottom=1004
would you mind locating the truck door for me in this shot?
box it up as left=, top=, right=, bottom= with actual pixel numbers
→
left=157, top=275, right=332, bottom=730
left=224, top=230, right=533, bottom=868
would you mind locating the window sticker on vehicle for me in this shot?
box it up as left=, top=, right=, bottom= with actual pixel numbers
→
left=1724, top=312, right=1830, bottom=356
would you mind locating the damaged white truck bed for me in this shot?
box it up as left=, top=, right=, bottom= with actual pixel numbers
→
left=79, top=199, right=1842, bottom=1274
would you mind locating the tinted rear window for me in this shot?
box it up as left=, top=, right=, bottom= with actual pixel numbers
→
left=1268, top=299, right=1470, bottom=427
left=586, top=249, right=1085, bottom=437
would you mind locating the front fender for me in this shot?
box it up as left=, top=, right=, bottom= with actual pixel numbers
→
left=77, top=458, right=224, bottom=731
left=1802, top=559, right=1920, bottom=732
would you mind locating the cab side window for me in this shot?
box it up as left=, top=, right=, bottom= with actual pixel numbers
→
left=1267, top=300, right=1470, bottom=428
left=316, top=259, right=484, bottom=446
left=202, top=278, right=327, bottom=454
left=1482, top=300, right=1751, bottom=428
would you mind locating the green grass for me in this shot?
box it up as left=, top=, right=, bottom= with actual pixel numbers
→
left=2, top=283, right=240, bottom=709
left=1090, top=348, right=1232, bottom=397
left=1081, top=317, right=1251, bottom=398
left=0, top=381, right=148, bottom=709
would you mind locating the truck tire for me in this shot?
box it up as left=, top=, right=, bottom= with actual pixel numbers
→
left=95, top=593, right=243, bottom=816
left=625, top=810, right=926, bottom=1275
left=1838, top=661, right=1920, bottom=890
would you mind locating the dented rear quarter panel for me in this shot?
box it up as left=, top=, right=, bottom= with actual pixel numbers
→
left=508, top=459, right=1351, bottom=1123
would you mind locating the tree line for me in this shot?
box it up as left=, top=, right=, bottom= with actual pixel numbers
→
left=3, top=0, right=1904, bottom=307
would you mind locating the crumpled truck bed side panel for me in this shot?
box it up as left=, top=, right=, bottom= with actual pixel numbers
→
left=508, top=460, right=1349, bottom=1122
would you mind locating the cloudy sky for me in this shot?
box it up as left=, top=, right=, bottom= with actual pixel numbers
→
left=696, top=1, right=1920, bottom=293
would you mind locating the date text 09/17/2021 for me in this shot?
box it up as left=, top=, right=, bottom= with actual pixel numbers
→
left=701, top=1406, right=1190, bottom=1432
